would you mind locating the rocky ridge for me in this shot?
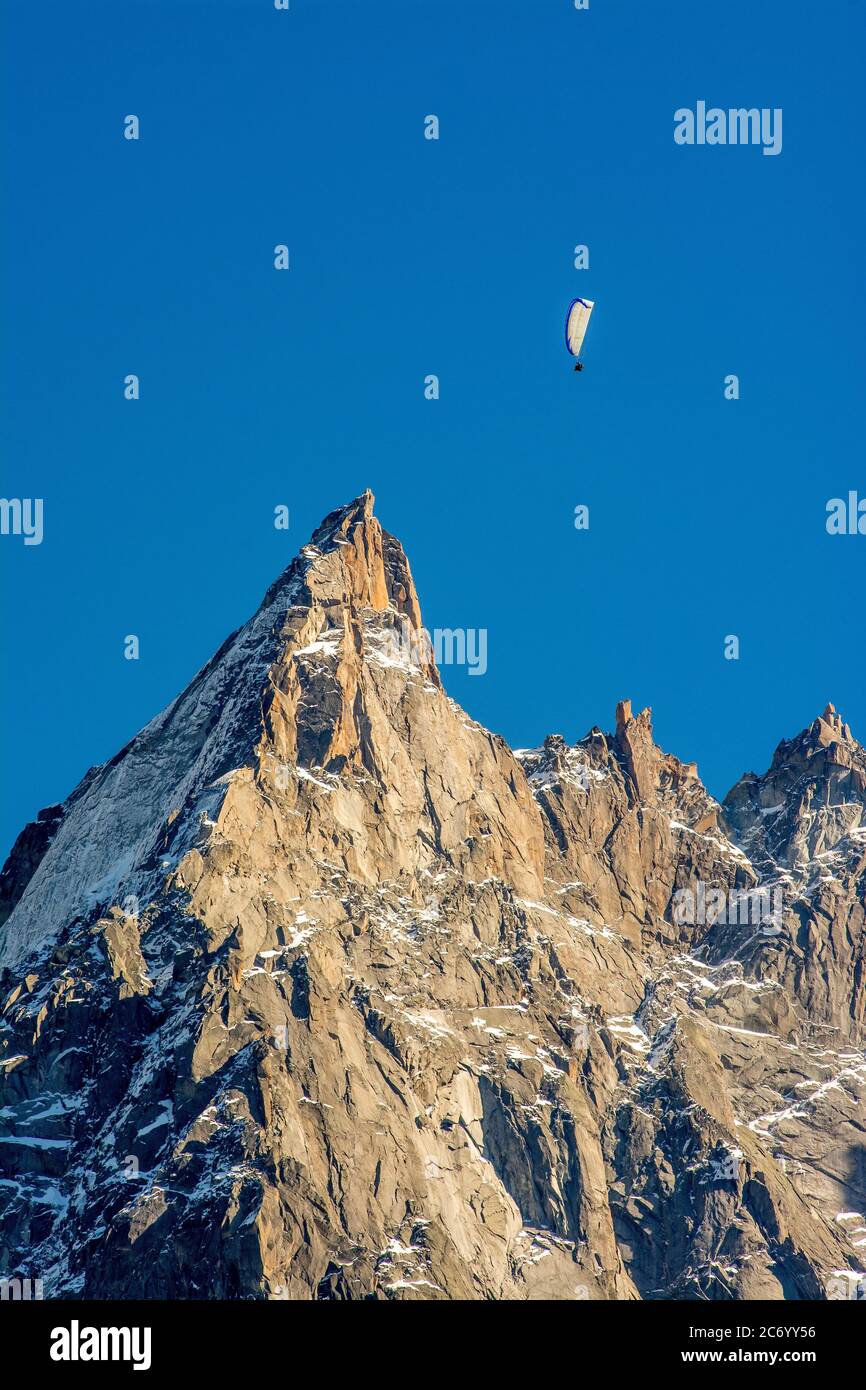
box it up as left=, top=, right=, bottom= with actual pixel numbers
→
left=1, top=493, right=864, bottom=1300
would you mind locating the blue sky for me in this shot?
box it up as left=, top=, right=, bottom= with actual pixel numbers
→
left=2, top=0, right=865, bottom=856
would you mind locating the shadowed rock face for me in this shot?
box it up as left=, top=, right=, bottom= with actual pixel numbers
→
left=1, top=494, right=864, bottom=1301
left=0, top=804, right=64, bottom=930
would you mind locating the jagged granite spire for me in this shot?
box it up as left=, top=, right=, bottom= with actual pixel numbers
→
left=1, top=497, right=864, bottom=1301
left=0, top=492, right=442, bottom=973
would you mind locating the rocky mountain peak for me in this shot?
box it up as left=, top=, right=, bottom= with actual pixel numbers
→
left=724, top=706, right=866, bottom=872
left=611, top=699, right=702, bottom=809
left=813, top=702, right=854, bottom=747
left=1, top=495, right=864, bottom=1303
left=613, top=699, right=657, bottom=801
left=0, top=492, right=446, bottom=975
left=764, top=703, right=860, bottom=775
left=262, top=488, right=427, bottom=639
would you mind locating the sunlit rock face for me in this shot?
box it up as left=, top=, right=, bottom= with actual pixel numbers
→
left=1, top=494, right=864, bottom=1301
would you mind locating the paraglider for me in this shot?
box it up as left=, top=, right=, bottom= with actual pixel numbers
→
left=565, top=297, right=594, bottom=371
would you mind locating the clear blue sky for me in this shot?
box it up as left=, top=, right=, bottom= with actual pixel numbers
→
left=2, top=0, right=865, bottom=857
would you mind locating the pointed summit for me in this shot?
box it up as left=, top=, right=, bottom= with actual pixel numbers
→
left=309, top=487, right=376, bottom=545
left=615, top=698, right=634, bottom=731
left=261, top=489, right=427, bottom=642
left=814, top=702, right=853, bottom=745
left=611, top=700, right=702, bottom=804
left=0, top=492, right=441, bottom=972
left=724, top=705, right=866, bottom=884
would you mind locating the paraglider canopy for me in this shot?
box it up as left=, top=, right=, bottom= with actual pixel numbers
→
left=565, top=297, right=594, bottom=361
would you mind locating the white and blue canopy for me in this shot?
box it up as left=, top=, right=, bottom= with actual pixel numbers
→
left=565, top=297, right=595, bottom=358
